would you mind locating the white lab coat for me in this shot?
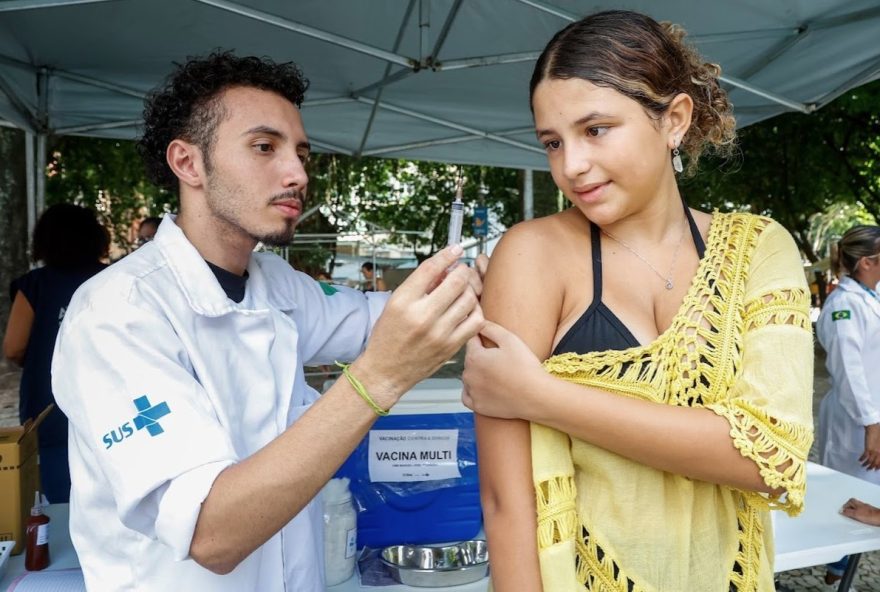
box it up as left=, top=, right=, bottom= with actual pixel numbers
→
left=817, top=276, right=880, bottom=483
left=52, top=216, right=388, bottom=591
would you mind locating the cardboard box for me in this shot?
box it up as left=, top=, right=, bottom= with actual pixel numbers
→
left=0, top=405, right=52, bottom=555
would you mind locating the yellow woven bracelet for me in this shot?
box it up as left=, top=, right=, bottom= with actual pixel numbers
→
left=335, top=362, right=390, bottom=417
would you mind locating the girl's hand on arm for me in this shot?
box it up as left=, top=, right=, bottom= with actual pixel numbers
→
left=462, top=322, right=549, bottom=420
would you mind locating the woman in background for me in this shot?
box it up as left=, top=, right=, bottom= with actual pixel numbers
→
left=463, top=10, right=813, bottom=591
left=818, top=225, right=880, bottom=480
left=816, top=225, right=880, bottom=585
left=3, top=203, right=109, bottom=503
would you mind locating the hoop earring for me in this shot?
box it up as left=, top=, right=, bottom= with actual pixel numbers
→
left=672, top=147, right=684, bottom=174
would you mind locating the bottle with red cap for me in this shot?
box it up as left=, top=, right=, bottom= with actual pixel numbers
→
left=24, top=491, right=50, bottom=571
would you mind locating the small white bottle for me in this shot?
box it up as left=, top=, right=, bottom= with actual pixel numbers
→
left=322, top=477, right=358, bottom=586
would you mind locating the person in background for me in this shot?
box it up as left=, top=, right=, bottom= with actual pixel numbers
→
left=137, top=216, right=163, bottom=246
left=50, top=51, right=483, bottom=591
left=463, top=10, right=813, bottom=591
left=816, top=224, right=880, bottom=586
left=2, top=203, right=109, bottom=503
left=360, top=261, right=387, bottom=292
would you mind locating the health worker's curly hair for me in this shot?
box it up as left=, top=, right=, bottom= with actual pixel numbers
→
left=137, top=50, right=309, bottom=192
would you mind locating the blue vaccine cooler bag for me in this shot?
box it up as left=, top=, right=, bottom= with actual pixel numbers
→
left=333, top=378, right=481, bottom=548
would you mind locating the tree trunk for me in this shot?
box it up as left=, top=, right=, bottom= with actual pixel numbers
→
left=0, top=127, right=29, bottom=332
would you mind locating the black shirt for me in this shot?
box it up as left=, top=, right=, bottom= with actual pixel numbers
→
left=205, top=260, right=248, bottom=303
left=10, top=263, right=106, bottom=444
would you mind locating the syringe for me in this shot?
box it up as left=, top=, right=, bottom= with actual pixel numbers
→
left=447, top=186, right=464, bottom=247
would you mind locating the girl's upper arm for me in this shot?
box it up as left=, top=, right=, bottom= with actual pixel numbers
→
left=481, top=222, right=562, bottom=354
left=474, top=221, right=563, bottom=592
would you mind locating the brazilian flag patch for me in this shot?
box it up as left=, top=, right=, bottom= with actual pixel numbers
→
left=831, top=310, right=851, bottom=321
left=319, top=281, right=338, bottom=296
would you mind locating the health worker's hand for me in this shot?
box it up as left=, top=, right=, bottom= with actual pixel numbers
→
left=356, top=245, right=484, bottom=408
left=424, top=253, right=486, bottom=297
left=461, top=321, right=546, bottom=420
left=474, top=253, right=489, bottom=281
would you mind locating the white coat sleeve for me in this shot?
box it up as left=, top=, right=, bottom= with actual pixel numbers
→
left=818, top=293, right=879, bottom=425
left=287, top=271, right=390, bottom=365
left=52, top=292, right=237, bottom=561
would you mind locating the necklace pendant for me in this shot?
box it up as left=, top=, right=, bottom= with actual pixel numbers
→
left=665, top=280, right=674, bottom=290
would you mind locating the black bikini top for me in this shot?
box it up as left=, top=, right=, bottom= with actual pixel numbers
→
left=551, top=202, right=706, bottom=356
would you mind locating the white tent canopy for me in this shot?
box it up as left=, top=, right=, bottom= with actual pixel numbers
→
left=2, top=0, right=880, bottom=226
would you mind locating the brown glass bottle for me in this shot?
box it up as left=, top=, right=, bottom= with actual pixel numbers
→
left=24, top=491, right=50, bottom=571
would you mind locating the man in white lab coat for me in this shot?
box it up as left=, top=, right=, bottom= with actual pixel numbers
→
left=51, top=52, right=484, bottom=591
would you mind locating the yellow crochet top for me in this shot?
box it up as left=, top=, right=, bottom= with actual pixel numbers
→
left=532, top=213, right=814, bottom=592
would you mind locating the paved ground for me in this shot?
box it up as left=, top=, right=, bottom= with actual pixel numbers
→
left=2, top=349, right=879, bottom=590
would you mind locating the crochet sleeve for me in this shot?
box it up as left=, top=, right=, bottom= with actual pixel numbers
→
left=706, top=219, right=814, bottom=515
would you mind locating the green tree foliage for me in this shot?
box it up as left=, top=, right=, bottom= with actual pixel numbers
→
left=45, top=136, right=175, bottom=252
left=39, top=138, right=529, bottom=270
left=358, top=161, right=521, bottom=260
left=807, top=201, right=877, bottom=262
left=304, top=155, right=523, bottom=263
left=816, top=80, right=880, bottom=220
left=681, top=79, right=880, bottom=262
left=682, top=115, right=838, bottom=262
left=0, top=127, right=29, bottom=331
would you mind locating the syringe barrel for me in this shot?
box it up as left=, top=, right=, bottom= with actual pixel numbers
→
left=447, top=201, right=464, bottom=246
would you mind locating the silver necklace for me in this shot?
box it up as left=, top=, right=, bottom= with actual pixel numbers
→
left=601, top=219, right=687, bottom=290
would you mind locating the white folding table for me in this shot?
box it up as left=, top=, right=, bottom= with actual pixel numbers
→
left=5, top=462, right=880, bottom=591
left=773, top=461, right=880, bottom=591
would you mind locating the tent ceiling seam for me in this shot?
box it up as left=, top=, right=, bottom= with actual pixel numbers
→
left=355, top=96, right=542, bottom=154
left=54, top=119, right=141, bottom=134
left=512, top=0, right=578, bottom=21
left=0, top=72, right=36, bottom=131
left=192, top=0, right=417, bottom=69
left=735, top=25, right=809, bottom=81
left=721, top=74, right=814, bottom=113
left=812, top=5, right=880, bottom=30
left=0, top=0, right=119, bottom=13
left=309, top=137, right=356, bottom=156
left=362, top=126, right=535, bottom=156
left=437, top=51, right=539, bottom=70
left=356, top=0, right=417, bottom=156
left=815, top=55, right=880, bottom=110
left=53, top=69, right=145, bottom=99
left=429, top=0, right=464, bottom=63
left=302, top=97, right=356, bottom=109
left=691, top=28, right=800, bottom=44
left=351, top=68, right=416, bottom=98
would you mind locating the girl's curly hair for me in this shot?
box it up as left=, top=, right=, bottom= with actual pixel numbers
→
left=137, top=51, right=309, bottom=192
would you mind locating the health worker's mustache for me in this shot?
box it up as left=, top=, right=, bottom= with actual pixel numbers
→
left=268, top=190, right=305, bottom=206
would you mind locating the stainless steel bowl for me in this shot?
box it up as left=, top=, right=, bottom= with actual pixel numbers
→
left=380, top=540, right=489, bottom=587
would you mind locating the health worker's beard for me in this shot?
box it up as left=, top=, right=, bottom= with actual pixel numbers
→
left=205, top=172, right=304, bottom=247
left=259, top=193, right=301, bottom=246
